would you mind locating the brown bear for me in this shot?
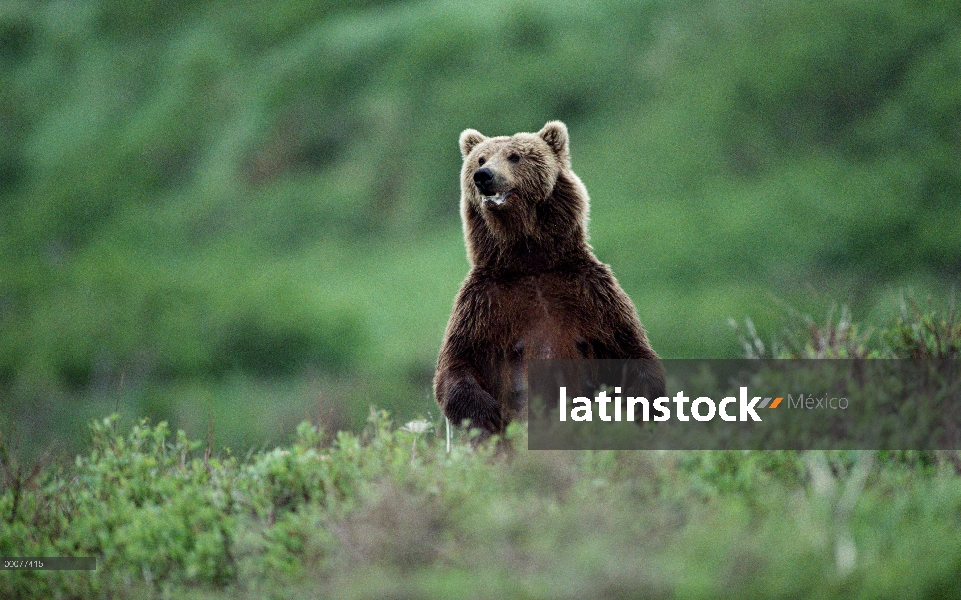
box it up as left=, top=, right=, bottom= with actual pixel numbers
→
left=434, top=121, right=664, bottom=435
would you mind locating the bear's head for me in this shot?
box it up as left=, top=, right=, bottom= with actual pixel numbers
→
left=458, top=121, right=590, bottom=267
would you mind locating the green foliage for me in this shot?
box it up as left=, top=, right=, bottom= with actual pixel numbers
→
left=886, top=296, right=961, bottom=359
left=2, top=264, right=959, bottom=598
left=731, top=305, right=881, bottom=359
left=4, top=408, right=961, bottom=597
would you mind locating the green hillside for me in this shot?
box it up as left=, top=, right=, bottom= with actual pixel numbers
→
left=1, top=0, right=959, bottom=453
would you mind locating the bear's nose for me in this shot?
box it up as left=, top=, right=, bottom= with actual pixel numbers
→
left=473, top=168, right=494, bottom=191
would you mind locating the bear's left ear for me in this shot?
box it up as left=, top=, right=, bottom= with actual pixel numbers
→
left=460, top=129, right=487, bottom=158
left=537, top=121, right=569, bottom=161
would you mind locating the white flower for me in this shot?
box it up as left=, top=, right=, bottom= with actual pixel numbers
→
left=401, top=420, right=432, bottom=434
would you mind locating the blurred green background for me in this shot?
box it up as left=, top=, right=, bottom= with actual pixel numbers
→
left=1, top=0, right=958, bottom=457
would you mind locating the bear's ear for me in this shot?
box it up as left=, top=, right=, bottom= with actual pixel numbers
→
left=459, top=129, right=487, bottom=158
left=537, top=121, right=569, bottom=160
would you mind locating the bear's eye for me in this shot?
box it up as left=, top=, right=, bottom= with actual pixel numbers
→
left=508, top=152, right=520, bottom=163
left=477, top=156, right=486, bottom=166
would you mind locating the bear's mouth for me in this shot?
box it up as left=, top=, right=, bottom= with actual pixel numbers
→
left=481, top=191, right=515, bottom=208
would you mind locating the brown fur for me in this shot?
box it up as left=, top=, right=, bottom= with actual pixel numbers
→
left=434, top=121, right=664, bottom=435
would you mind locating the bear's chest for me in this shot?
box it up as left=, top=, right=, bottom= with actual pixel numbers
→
left=495, top=275, right=586, bottom=360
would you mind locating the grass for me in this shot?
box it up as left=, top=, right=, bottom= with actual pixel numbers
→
left=2, top=297, right=961, bottom=599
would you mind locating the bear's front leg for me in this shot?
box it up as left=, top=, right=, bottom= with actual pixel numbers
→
left=435, top=370, right=504, bottom=435
left=434, top=277, right=508, bottom=436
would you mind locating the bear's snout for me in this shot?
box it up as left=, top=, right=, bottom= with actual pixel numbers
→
left=473, top=167, right=495, bottom=195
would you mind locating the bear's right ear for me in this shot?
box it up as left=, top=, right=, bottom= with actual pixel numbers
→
left=459, top=129, right=487, bottom=158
